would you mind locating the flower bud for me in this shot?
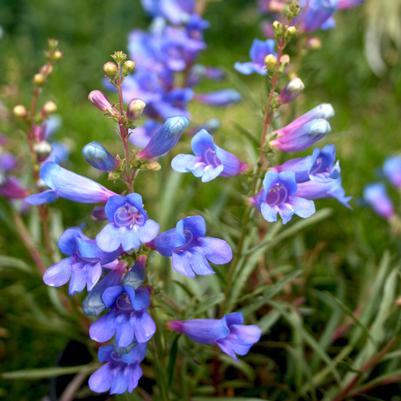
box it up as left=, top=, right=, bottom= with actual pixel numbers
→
left=34, top=141, right=52, bottom=162
left=138, top=116, right=190, bottom=159
left=43, top=101, right=57, bottom=114
left=33, top=73, right=46, bottom=86
left=264, top=54, right=277, bottom=69
left=88, top=90, right=113, bottom=113
left=280, top=54, right=290, bottom=65
left=53, top=50, right=63, bottom=60
left=123, top=60, right=136, bottom=75
left=13, top=105, right=27, bottom=118
left=82, top=141, right=118, bottom=172
left=279, top=77, right=305, bottom=104
left=287, top=26, right=297, bottom=35
left=103, top=61, right=118, bottom=78
left=40, top=64, right=53, bottom=75
left=127, top=99, right=146, bottom=120
left=307, top=37, right=322, bottom=50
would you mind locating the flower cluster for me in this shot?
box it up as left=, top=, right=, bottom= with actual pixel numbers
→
left=363, top=155, right=401, bottom=221
left=25, top=43, right=258, bottom=393
left=121, top=0, right=240, bottom=151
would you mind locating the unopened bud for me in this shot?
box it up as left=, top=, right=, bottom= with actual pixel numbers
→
left=103, top=61, right=118, bottom=78
left=279, top=77, right=305, bottom=104
left=88, top=90, right=113, bottom=113
left=40, top=64, right=53, bottom=75
left=272, top=21, right=281, bottom=31
left=146, top=161, right=161, bottom=171
left=43, top=101, right=57, bottom=114
left=127, top=99, right=146, bottom=120
left=287, top=26, right=297, bottom=35
left=83, top=141, right=118, bottom=172
left=33, top=73, right=46, bottom=86
left=264, top=54, right=277, bottom=69
left=123, top=60, right=136, bottom=74
left=307, top=37, right=322, bottom=50
left=280, top=54, right=290, bottom=65
left=34, top=141, right=52, bottom=162
left=53, top=50, right=63, bottom=60
left=13, top=105, right=27, bottom=118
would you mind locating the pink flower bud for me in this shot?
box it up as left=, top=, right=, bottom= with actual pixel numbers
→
left=88, top=90, right=113, bottom=113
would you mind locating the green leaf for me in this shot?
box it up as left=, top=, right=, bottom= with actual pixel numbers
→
left=2, top=363, right=98, bottom=380
left=167, top=335, right=179, bottom=386
left=0, top=255, right=33, bottom=273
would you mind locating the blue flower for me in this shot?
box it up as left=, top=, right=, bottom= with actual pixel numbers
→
left=43, top=227, right=120, bottom=295
left=25, top=162, right=116, bottom=205
left=253, top=171, right=316, bottom=224
left=168, top=312, right=261, bottom=360
left=83, top=141, right=118, bottom=172
left=96, top=193, right=159, bottom=253
left=141, top=0, right=196, bottom=25
left=296, top=162, right=352, bottom=207
left=88, top=343, right=147, bottom=394
left=234, top=39, right=276, bottom=75
left=90, top=284, right=155, bottom=347
left=363, top=183, right=394, bottom=219
left=129, top=120, right=161, bottom=149
left=172, top=129, right=245, bottom=183
left=273, top=144, right=337, bottom=183
left=383, top=156, right=401, bottom=188
left=270, top=104, right=334, bottom=152
left=138, top=116, right=189, bottom=159
left=195, top=89, right=241, bottom=106
left=152, top=215, right=232, bottom=278
left=297, top=0, right=338, bottom=32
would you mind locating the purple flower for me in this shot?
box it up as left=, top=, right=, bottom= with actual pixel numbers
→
left=195, top=90, right=241, bottom=106
left=168, top=312, right=261, bottom=360
left=152, top=215, right=232, bottom=278
left=43, top=227, right=120, bottom=295
left=383, top=156, right=401, bottom=188
left=363, top=183, right=394, bottom=219
left=253, top=171, right=316, bottom=224
left=270, top=104, right=334, bottom=152
left=171, top=129, right=246, bottom=182
left=88, top=90, right=116, bottom=114
left=297, top=0, right=338, bottom=32
left=0, top=177, right=27, bottom=199
left=25, top=162, right=115, bottom=205
left=82, top=142, right=118, bottom=172
left=234, top=39, right=276, bottom=75
left=273, top=144, right=337, bottom=183
left=141, top=0, right=196, bottom=25
left=138, top=116, right=189, bottom=159
left=279, top=77, right=305, bottom=105
left=88, top=343, right=146, bottom=394
left=90, top=284, right=155, bottom=347
left=296, top=162, right=352, bottom=207
left=96, top=193, right=159, bottom=253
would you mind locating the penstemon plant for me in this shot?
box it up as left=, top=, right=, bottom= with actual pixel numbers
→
left=3, top=0, right=378, bottom=400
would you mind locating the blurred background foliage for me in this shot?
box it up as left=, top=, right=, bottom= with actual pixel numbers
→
left=1, top=0, right=401, bottom=400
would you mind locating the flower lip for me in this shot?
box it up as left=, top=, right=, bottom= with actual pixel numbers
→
left=266, top=182, right=289, bottom=206
left=114, top=204, right=145, bottom=227
left=174, top=229, right=195, bottom=252
left=203, top=147, right=221, bottom=167
left=116, top=293, right=133, bottom=312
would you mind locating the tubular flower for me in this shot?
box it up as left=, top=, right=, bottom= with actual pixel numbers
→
left=172, top=129, right=246, bottom=182
left=363, top=183, right=394, bottom=219
left=43, top=227, right=120, bottom=295
left=296, top=162, right=351, bottom=207
left=270, top=104, right=334, bottom=152
left=297, top=0, right=338, bottom=32
left=138, top=116, right=189, bottom=159
left=383, top=156, right=401, bottom=188
left=195, top=89, right=241, bottom=106
left=253, top=171, right=316, bottom=224
left=25, top=162, right=116, bottom=205
left=168, top=312, right=261, bottom=360
left=273, top=144, right=337, bottom=183
left=152, top=215, right=232, bottom=278
left=96, top=193, right=159, bottom=253
left=234, top=39, right=276, bottom=75
left=88, top=343, right=147, bottom=394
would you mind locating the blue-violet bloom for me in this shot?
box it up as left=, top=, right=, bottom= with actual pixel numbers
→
left=172, top=129, right=246, bottom=182
left=363, top=183, right=394, bottom=219
left=383, top=156, right=401, bottom=188
left=152, top=215, right=232, bottom=278
left=96, top=193, right=159, bottom=253
left=169, top=312, right=261, bottom=360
